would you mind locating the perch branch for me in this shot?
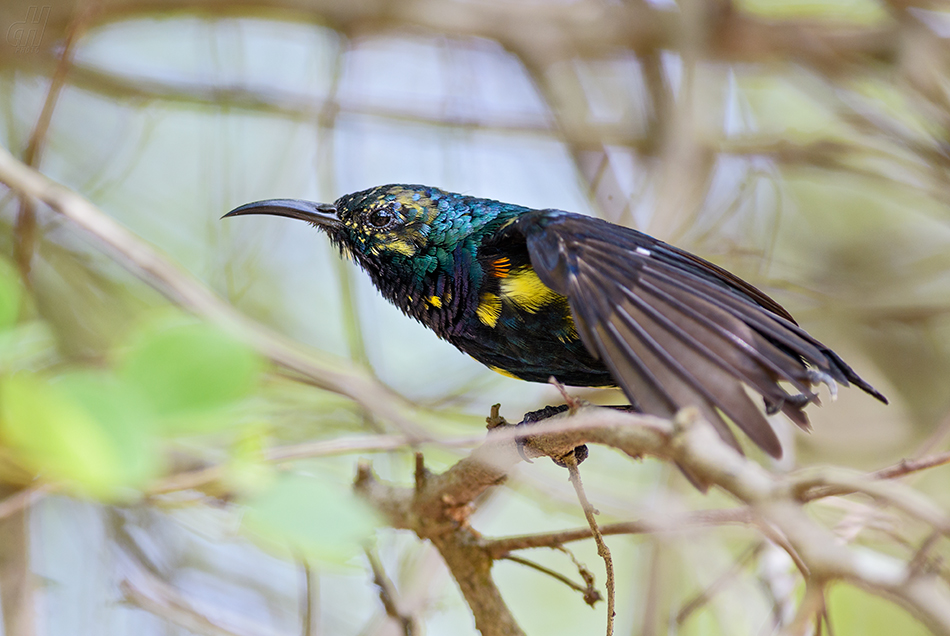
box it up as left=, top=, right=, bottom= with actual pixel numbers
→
left=355, top=406, right=950, bottom=635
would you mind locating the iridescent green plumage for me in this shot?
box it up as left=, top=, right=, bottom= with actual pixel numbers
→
left=225, top=184, right=887, bottom=458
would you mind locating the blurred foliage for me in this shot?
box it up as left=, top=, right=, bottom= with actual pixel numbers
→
left=0, top=311, right=263, bottom=496
left=242, top=472, right=380, bottom=566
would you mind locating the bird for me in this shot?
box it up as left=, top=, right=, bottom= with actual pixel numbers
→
left=224, top=184, right=887, bottom=460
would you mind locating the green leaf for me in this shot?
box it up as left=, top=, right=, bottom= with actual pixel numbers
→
left=0, top=371, right=160, bottom=499
left=242, top=472, right=380, bottom=566
left=0, top=258, right=23, bottom=332
left=118, top=318, right=263, bottom=433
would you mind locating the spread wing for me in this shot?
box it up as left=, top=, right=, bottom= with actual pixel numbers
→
left=510, top=210, right=887, bottom=458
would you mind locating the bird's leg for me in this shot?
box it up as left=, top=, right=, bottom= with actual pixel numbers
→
left=765, top=393, right=813, bottom=416
left=548, top=376, right=587, bottom=414
left=773, top=368, right=839, bottom=413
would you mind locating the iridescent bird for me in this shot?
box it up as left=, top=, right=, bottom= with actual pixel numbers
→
left=224, top=184, right=887, bottom=458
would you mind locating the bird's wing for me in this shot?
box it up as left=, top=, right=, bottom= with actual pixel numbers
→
left=509, top=210, right=886, bottom=458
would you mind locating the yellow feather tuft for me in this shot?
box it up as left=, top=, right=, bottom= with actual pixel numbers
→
left=500, top=267, right=561, bottom=313
left=428, top=295, right=442, bottom=308
left=476, top=293, right=502, bottom=328
left=488, top=365, right=521, bottom=380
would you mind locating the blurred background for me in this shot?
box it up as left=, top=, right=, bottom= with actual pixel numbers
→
left=1, top=0, right=949, bottom=634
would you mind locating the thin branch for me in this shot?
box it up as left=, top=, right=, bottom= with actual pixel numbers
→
left=0, top=486, right=35, bottom=636
left=484, top=507, right=753, bottom=557
left=14, top=3, right=95, bottom=282
left=365, top=548, right=417, bottom=636
left=120, top=577, right=287, bottom=636
left=0, top=484, right=48, bottom=521
left=675, top=542, right=763, bottom=625
left=792, top=469, right=950, bottom=535
left=501, top=555, right=600, bottom=603
left=355, top=460, right=526, bottom=636
left=300, top=559, right=318, bottom=636
left=779, top=582, right=826, bottom=636
left=872, top=451, right=950, bottom=481
left=563, top=455, right=614, bottom=636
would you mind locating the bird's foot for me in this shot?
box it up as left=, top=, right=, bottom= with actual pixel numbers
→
left=807, top=368, right=839, bottom=401
left=551, top=444, right=589, bottom=468
left=520, top=404, right=570, bottom=423
left=516, top=404, right=588, bottom=466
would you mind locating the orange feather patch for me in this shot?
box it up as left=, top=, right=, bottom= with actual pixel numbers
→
left=489, top=257, right=511, bottom=278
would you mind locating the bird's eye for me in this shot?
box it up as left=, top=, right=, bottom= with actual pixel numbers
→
left=368, top=208, right=394, bottom=228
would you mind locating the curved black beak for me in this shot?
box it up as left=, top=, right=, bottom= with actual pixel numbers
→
left=222, top=199, right=341, bottom=229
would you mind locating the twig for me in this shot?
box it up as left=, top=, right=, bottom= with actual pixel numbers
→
left=562, top=453, right=615, bottom=636
left=0, top=484, right=48, bottom=521
left=872, top=451, right=950, bottom=481
left=299, top=558, right=318, bottom=636
left=778, top=582, right=826, bottom=636
left=365, top=548, right=416, bottom=636
left=0, top=486, right=34, bottom=636
left=14, top=3, right=94, bottom=282
left=907, top=531, right=941, bottom=578
left=792, top=469, right=950, bottom=535
left=557, top=546, right=602, bottom=607
left=676, top=543, right=763, bottom=625
left=355, top=462, right=526, bottom=636
left=120, top=578, right=286, bottom=636
left=501, top=555, right=601, bottom=604
left=484, top=507, right=753, bottom=557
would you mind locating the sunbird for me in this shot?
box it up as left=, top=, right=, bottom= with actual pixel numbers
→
left=225, top=184, right=887, bottom=458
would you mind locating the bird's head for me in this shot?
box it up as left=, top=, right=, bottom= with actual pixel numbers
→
left=224, top=184, right=528, bottom=284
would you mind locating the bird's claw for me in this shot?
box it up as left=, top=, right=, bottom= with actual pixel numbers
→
left=807, top=368, right=839, bottom=402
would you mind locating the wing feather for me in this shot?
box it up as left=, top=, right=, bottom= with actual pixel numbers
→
left=511, top=209, right=886, bottom=457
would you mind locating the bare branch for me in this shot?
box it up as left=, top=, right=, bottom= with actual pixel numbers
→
left=0, top=486, right=35, bottom=636
left=563, top=454, right=615, bottom=636
left=676, top=543, right=763, bottom=625
left=365, top=548, right=417, bottom=636
left=120, top=577, right=288, bottom=636
left=484, top=508, right=753, bottom=557
left=500, top=555, right=600, bottom=603
left=356, top=406, right=950, bottom=634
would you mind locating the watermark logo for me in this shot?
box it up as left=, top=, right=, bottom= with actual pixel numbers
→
left=6, top=6, right=51, bottom=54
